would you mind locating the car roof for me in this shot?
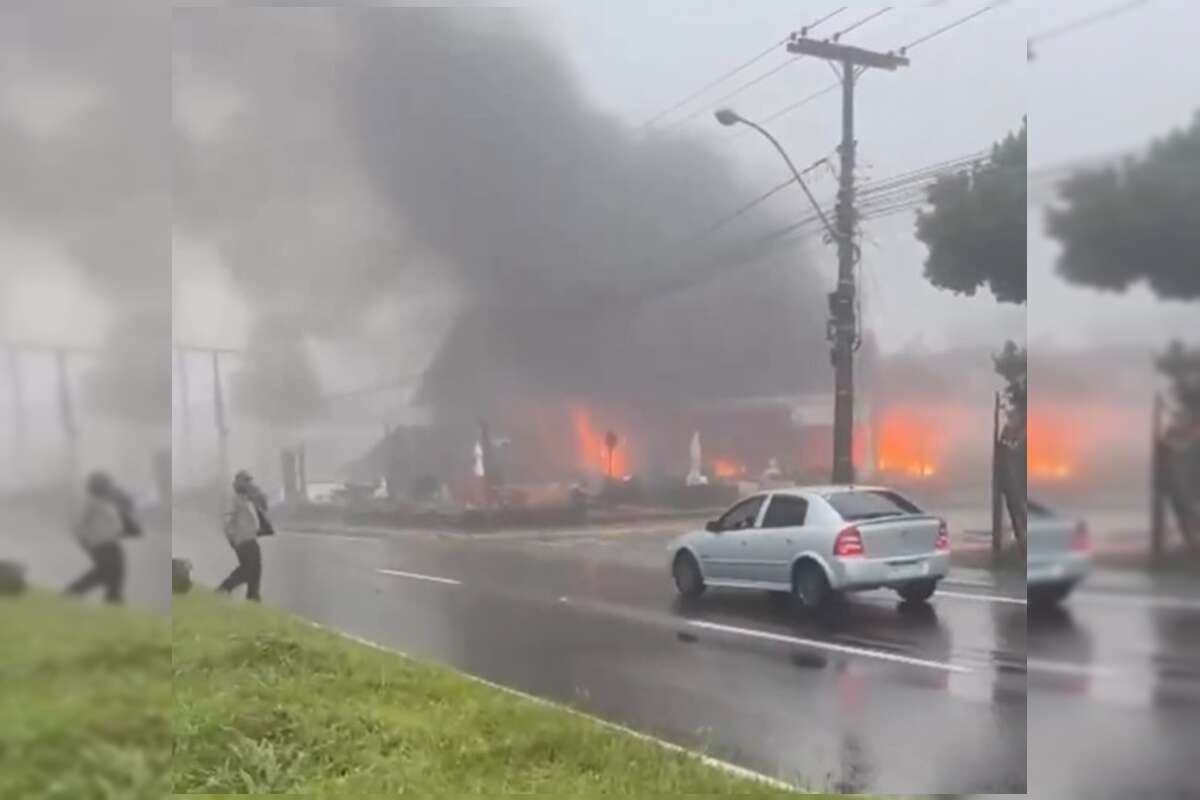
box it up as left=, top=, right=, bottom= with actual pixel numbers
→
left=765, top=484, right=894, bottom=498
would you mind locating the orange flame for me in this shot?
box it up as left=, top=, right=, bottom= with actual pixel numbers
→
left=875, top=408, right=940, bottom=478
left=571, top=407, right=629, bottom=476
left=711, top=458, right=743, bottom=479
left=1028, top=406, right=1079, bottom=481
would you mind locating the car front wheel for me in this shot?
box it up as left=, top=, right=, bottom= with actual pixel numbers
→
left=897, top=579, right=939, bottom=604
left=672, top=552, right=705, bottom=598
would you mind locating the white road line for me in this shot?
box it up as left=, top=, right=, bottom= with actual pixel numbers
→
left=936, top=589, right=1027, bottom=606
left=688, top=619, right=971, bottom=674
left=942, top=577, right=1000, bottom=589
left=1027, top=658, right=1120, bottom=679
left=305, top=621, right=797, bottom=792
left=285, top=529, right=380, bottom=543
left=376, top=568, right=461, bottom=586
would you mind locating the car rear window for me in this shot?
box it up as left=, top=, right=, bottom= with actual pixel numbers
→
left=826, top=490, right=922, bottom=521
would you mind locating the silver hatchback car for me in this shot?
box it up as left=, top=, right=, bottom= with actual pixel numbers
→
left=668, top=485, right=951, bottom=607
left=1027, top=499, right=1090, bottom=606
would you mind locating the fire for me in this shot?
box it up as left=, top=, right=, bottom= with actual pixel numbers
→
left=711, top=458, right=743, bottom=479
left=1028, top=405, right=1080, bottom=481
left=875, top=408, right=941, bottom=478
left=571, top=406, right=629, bottom=476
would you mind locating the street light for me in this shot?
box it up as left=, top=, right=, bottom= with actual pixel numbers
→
left=714, top=107, right=858, bottom=484
left=713, top=108, right=840, bottom=244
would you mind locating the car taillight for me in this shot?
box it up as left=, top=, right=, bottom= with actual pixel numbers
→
left=833, top=526, right=864, bottom=557
left=1071, top=521, right=1090, bottom=553
left=935, top=519, right=950, bottom=551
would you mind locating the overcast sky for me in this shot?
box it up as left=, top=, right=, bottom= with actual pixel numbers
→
left=1027, top=0, right=1197, bottom=350
left=3, top=1, right=1197, bottom=487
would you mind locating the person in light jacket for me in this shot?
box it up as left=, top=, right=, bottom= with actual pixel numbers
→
left=234, top=470, right=274, bottom=536
left=217, top=475, right=263, bottom=601
left=65, top=471, right=128, bottom=604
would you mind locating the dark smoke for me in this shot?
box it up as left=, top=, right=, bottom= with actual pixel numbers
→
left=176, top=10, right=827, bottom=444
left=350, top=11, right=826, bottom=421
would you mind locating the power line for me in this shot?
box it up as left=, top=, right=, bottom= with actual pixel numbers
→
left=900, top=2, right=1007, bottom=54
left=638, top=6, right=848, bottom=132
left=665, top=54, right=806, bottom=131
left=801, top=6, right=850, bottom=36
left=638, top=39, right=788, bottom=131
left=834, top=8, right=893, bottom=40
left=1028, top=0, right=1152, bottom=58
left=758, top=80, right=841, bottom=126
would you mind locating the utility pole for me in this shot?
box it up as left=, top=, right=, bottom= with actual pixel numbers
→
left=176, top=346, right=191, bottom=485
left=211, top=350, right=229, bottom=493
left=1, top=341, right=95, bottom=488
left=4, top=345, right=23, bottom=468
left=175, top=343, right=240, bottom=496
left=787, top=35, right=909, bottom=484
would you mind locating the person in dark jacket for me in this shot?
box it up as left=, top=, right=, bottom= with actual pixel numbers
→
left=65, top=471, right=136, bottom=604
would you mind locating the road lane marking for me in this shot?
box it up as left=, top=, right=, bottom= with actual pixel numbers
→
left=936, top=589, right=1027, bottom=606
left=687, top=619, right=971, bottom=674
left=376, top=568, right=461, bottom=586
left=285, top=529, right=380, bottom=543
left=304, top=621, right=797, bottom=792
left=1027, top=658, right=1120, bottom=679
left=942, top=577, right=1000, bottom=589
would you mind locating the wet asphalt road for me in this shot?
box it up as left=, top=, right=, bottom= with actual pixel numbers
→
left=1027, top=574, right=1200, bottom=800
left=175, top=511, right=1026, bottom=794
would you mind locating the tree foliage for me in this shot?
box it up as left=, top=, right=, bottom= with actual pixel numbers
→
left=1047, top=113, right=1200, bottom=300
left=1157, top=340, right=1200, bottom=433
left=993, top=340, right=1027, bottom=444
left=915, top=122, right=1027, bottom=304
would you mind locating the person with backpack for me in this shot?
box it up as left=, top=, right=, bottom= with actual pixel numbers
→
left=218, top=472, right=265, bottom=601
left=234, top=469, right=275, bottom=536
left=65, top=471, right=139, bottom=604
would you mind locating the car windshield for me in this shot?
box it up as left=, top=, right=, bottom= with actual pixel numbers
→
left=826, top=490, right=922, bottom=521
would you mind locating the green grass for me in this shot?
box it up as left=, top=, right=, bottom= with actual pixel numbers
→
left=172, top=591, right=808, bottom=796
left=0, top=593, right=171, bottom=800
left=4, top=591, right=845, bottom=796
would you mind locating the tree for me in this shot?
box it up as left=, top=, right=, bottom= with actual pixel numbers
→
left=915, top=121, right=1027, bottom=303
left=993, top=340, right=1027, bottom=444
left=1047, top=113, right=1200, bottom=299
left=1157, top=340, right=1200, bottom=435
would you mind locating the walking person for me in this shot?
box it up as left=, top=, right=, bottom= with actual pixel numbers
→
left=65, top=471, right=135, bottom=604
left=218, top=472, right=264, bottom=601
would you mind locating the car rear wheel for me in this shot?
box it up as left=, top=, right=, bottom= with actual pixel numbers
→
left=792, top=561, right=831, bottom=610
left=897, top=579, right=939, bottom=604
left=672, top=552, right=705, bottom=598
left=1029, top=582, right=1074, bottom=608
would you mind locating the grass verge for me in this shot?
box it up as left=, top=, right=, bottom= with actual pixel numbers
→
left=172, top=590, right=806, bottom=796
left=0, top=593, right=171, bottom=799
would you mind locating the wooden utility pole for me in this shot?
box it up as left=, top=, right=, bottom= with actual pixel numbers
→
left=4, top=345, right=23, bottom=467
left=1, top=341, right=96, bottom=488
left=991, top=392, right=1004, bottom=556
left=1151, top=393, right=1165, bottom=561
left=175, top=343, right=240, bottom=495
left=787, top=35, right=909, bottom=484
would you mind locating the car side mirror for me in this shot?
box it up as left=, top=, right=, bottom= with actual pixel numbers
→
left=705, top=520, right=721, bottom=533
